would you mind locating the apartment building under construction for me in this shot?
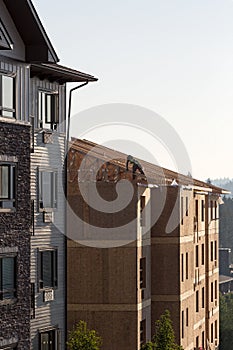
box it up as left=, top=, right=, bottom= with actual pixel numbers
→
left=67, top=138, right=226, bottom=350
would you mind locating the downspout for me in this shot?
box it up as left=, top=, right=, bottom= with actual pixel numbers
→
left=66, top=81, right=89, bottom=153
left=65, top=81, right=88, bottom=348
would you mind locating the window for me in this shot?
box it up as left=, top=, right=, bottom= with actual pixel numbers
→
left=202, top=331, right=205, bottom=349
left=0, top=163, right=16, bottom=210
left=181, top=254, right=184, bottom=282
left=214, top=241, right=217, bottom=261
left=39, top=171, right=57, bottom=210
left=186, top=252, right=188, bottom=280
left=195, top=199, right=198, bottom=221
left=211, top=242, right=214, bottom=262
left=201, top=200, right=205, bottom=221
left=215, top=280, right=217, bottom=301
left=202, top=287, right=205, bottom=308
left=39, top=250, right=57, bottom=289
left=182, top=310, right=184, bottom=338
left=196, top=245, right=199, bottom=268
left=215, top=320, right=218, bottom=339
left=140, top=320, right=146, bottom=346
left=185, top=196, right=188, bottom=216
left=38, top=91, right=58, bottom=129
left=211, top=282, right=214, bottom=302
left=0, top=256, right=16, bottom=300
left=0, top=74, right=15, bottom=118
left=181, top=196, right=184, bottom=225
left=31, top=283, right=35, bottom=319
left=211, top=323, right=214, bottom=343
left=196, top=291, right=199, bottom=312
left=40, top=329, right=56, bottom=350
left=210, top=200, right=213, bottom=220
left=201, top=243, right=204, bottom=265
left=186, top=308, right=188, bottom=327
left=214, top=201, right=217, bottom=219
left=140, top=258, right=146, bottom=289
left=140, top=196, right=146, bottom=226
left=196, top=336, right=199, bottom=350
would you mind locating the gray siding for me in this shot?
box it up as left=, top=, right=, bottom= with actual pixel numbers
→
left=0, top=58, right=30, bottom=122
left=0, top=0, right=25, bottom=61
left=30, top=77, right=66, bottom=350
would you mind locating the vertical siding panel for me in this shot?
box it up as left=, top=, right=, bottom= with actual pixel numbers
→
left=30, top=76, right=66, bottom=350
left=24, top=66, right=30, bottom=122
left=20, top=66, right=24, bottom=120
left=16, top=65, right=21, bottom=121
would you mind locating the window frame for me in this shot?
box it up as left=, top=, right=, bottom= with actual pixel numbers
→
left=140, top=319, right=146, bottom=346
left=0, top=254, right=17, bottom=302
left=0, top=73, right=16, bottom=118
left=181, top=310, right=184, bottom=339
left=196, top=290, right=199, bottom=312
left=38, top=90, right=59, bottom=130
left=140, top=257, right=146, bottom=289
left=201, top=200, right=205, bottom=222
left=39, top=249, right=58, bottom=290
left=39, top=329, right=57, bottom=350
left=201, top=243, right=205, bottom=265
left=186, top=252, right=188, bottom=280
left=38, top=169, right=58, bottom=211
left=0, top=162, right=16, bottom=211
left=181, top=253, right=184, bottom=282
left=195, top=245, right=199, bottom=268
left=140, top=196, right=146, bottom=226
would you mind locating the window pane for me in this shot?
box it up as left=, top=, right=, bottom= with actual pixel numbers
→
left=40, top=250, right=57, bottom=289
left=42, top=172, right=52, bottom=208
left=42, top=251, right=53, bottom=288
left=46, top=95, right=52, bottom=123
left=39, top=171, right=57, bottom=209
left=2, top=257, right=15, bottom=299
left=2, top=76, right=13, bottom=110
left=53, top=172, right=57, bottom=208
left=0, top=165, right=9, bottom=198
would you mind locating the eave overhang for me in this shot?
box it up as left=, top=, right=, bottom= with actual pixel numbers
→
left=30, top=63, right=98, bottom=84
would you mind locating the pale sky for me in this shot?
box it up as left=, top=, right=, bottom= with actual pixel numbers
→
left=33, top=0, right=233, bottom=181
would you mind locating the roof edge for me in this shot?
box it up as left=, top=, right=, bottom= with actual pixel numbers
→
left=27, top=0, right=59, bottom=62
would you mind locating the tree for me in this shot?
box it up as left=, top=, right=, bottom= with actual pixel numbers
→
left=141, top=341, right=154, bottom=350
left=220, top=293, right=233, bottom=350
left=152, top=310, right=183, bottom=350
left=67, top=320, right=102, bottom=350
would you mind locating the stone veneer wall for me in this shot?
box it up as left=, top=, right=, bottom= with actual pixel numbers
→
left=0, top=121, right=31, bottom=349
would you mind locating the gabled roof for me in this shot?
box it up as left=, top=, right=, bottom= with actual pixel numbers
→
left=69, top=138, right=228, bottom=195
left=3, top=0, right=59, bottom=63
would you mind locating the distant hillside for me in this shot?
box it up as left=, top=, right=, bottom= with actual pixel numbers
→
left=210, top=178, right=233, bottom=198
left=210, top=179, right=233, bottom=263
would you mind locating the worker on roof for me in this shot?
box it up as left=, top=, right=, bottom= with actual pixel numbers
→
left=126, top=155, right=145, bottom=179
